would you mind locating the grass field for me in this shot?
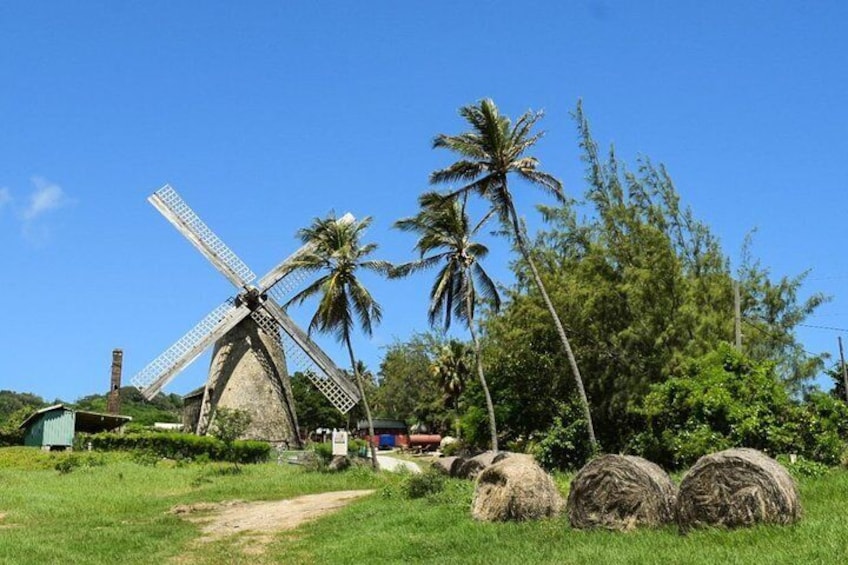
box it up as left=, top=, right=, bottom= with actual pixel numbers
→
left=1, top=447, right=846, bottom=564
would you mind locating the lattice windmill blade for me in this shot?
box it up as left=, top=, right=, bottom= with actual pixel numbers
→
left=254, top=297, right=361, bottom=413
left=148, top=184, right=256, bottom=289
left=131, top=299, right=253, bottom=400
left=256, top=241, right=315, bottom=294
left=256, top=212, right=356, bottom=294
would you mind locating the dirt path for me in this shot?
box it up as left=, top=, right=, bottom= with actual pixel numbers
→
left=170, top=489, right=374, bottom=545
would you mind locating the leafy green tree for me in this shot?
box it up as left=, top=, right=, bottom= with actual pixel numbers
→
left=284, top=214, right=391, bottom=470
left=74, top=387, right=182, bottom=426
left=393, top=193, right=501, bottom=450
left=0, top=390, right=46, bottom=427
left=373, top=333, right=445, bottom=428
left=430, top=98, right=596, bottom=448
left=431, top=340, right=473, bottom=439
left=290, top=371, right=346, bottom=433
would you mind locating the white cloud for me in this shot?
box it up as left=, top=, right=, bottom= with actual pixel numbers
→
left=0, top=187, right=10, bottom=210
left=23, top=177, right=66, bottom=221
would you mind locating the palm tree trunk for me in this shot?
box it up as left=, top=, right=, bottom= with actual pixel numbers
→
left=506, top=200, right=598, bottom=449
left=466, top=291, right=499, bottom=453
left=345, top=338, right=380, bottom=471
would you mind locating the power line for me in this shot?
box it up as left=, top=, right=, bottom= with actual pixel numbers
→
left=798, top=323, right=848, bottom=333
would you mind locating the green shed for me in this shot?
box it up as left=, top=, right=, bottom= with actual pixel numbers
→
left=20, top=404, right=131, bottom=450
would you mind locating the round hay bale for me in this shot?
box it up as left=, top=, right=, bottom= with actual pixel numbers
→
left=432, top=456, right=465, bottom=477
left=472, top=458, right=564, bottom=522
left=677, top=448, right=801, bottom=531
left=492, top=451, right=536, bottom=465
left=458, top=451, right=499, bottom=480
left=567, top=454, right=677, bottom=531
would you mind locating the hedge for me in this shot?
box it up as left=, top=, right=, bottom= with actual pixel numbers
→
left=88, top=431, right=270, bottom=463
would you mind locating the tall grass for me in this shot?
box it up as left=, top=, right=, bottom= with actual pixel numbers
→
left=1, top=447, right=846, bottom=564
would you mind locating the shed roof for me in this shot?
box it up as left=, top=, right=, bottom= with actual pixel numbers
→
left=18, top=404, right=70, bottom=428
left=19, top=404, right=132, bottom=433
left=357, top=419, right=408, bottom=431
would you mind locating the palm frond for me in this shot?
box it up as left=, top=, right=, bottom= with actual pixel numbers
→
left=472, top=262, right=501, bottom=313
left=429, top=160, right=487, bottom=185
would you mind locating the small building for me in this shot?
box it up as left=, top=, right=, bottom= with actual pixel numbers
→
left=19, top=404, right=131, bottom=450
left=357, top=418, right=409, bottom=448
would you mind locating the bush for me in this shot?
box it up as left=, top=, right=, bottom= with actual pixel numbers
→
left=776, top=454, right=830, bottom=479
left=348, top=438, right=368, bottom=457
left=88, top=431, right=270, bottom=463
left=630, top=346, right=848, bottom=469
left=311, top=442, right=333, bottom=464
left=403, top=468, right=446, bottom=499
left=630, top=346, right=797, bottom=469
left=441, top=439, right=465, bottom=458
left=533, top=402, right=595, bottom=472
left=790, top=391, right=848, bottom=466
left=55, top=455, right=81, bottom=474
left=0, top=429, right=23, bottom=447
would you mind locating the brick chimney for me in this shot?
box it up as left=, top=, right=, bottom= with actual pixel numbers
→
left=107, top=349, right=123, bottom=415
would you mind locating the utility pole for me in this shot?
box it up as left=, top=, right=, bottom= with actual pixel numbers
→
left=839, top=337, right=848, bottom=403
left=734, top=280, right=742, bottom=351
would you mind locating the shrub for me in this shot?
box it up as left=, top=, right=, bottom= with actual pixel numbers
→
left=533, top=402, right=595, bottom=472
left=441, top=439, right=466, bottom=457
left=88, top=431, right=269, bottom=463
left=403, top=468, right=446, bottom=499
left=348, top=438, right=368, bottom=457
left=630, top=346, right=796, bottom=469
left=0, top=428, right=23, bottom=447
left=311, top=442, right=333, bottom=464
left=55, top=455, right=81, bottom=474
left=776, top=454, right=830, bottom=479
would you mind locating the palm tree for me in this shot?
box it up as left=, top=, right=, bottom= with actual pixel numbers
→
left=430, top=98, right=597, bottom=448
left=284, top=214, right=390, bottom=470
left=430, top=340, right=472, bottom=440
left=393, top=193, right=501, bottom=451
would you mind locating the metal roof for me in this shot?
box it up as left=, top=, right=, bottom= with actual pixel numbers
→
left=19, top=404, right=132, bottom=432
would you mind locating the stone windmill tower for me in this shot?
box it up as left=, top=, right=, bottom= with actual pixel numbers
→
left=131, top=185, right=360, bottom=446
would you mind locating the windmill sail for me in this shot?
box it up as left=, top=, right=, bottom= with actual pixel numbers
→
left=131, top=299, right=252, bottom=399
left=149, top=185, right=256, bottom=288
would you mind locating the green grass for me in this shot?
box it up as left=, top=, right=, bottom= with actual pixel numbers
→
left=1, top=447, right=847, bottom=564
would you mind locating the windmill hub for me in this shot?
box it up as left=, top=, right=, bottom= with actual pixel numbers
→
left=236, top=286, right=266, bottom=310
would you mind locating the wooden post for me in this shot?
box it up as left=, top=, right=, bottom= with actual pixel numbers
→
left=839, top=337, right=848, bottom=403
left=734, top=280, right=742, bottom=351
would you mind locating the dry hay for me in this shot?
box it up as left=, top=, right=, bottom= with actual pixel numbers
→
left=493, top=451, right=536, bottom=465
left=458, top=451, right=499, bottom=480
left=677, top=448, right=801, bottom=531
left=567, top=454, right=677, bottom=531
left=471, top=457, right=564, bottom=522
left=432, top=456, right=465, bottom=477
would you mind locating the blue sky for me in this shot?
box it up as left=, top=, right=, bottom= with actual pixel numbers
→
left=2, top=1, right=847, bottom=402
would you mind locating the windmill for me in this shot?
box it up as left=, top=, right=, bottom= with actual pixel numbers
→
left=130, top=185, right=361, bottom=445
